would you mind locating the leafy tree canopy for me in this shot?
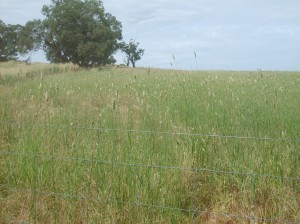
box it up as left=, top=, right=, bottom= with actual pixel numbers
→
left=18, top=20, right=44, bottom=55
left=0, top=20, right=21, bottom=62
left=119, top=39, right=144, bottom=67
left=0, top=20, right=42, bottom=62
left=41, top=0, right=122, bottom=67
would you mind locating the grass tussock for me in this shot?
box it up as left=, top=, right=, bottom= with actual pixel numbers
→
left=0, top=61, right=299, bottom=223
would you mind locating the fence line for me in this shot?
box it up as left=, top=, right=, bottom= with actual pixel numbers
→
left=1, top=150, right=300, bottom=181
left=1, top=121, right=299, bottom=223
left=1, top=186, right=299, bottom=224
left=1, top=121, right=300, bottom=142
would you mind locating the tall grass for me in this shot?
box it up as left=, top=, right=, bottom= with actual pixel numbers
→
left=0, top=61, right=79, bottom=85
left=0, top=61, right=299, bottom=223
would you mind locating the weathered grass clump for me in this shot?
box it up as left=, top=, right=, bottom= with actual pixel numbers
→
left=0, top=61, right=299, bottom=223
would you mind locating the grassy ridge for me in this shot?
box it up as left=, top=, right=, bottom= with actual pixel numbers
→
left=0, top=61, right=299, bottom=223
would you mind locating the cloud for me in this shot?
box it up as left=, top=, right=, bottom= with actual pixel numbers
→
left=104, top=0, right=300, bottom=70
left=1, top=0, right=299, bottom=70
left=0, top=0, right=50, bottom=24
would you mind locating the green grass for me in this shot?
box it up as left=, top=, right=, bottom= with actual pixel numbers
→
left=0, top=61, right=299, bottom=223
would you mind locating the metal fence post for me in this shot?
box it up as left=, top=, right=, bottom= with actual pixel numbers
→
left=192, top=168, right=197, bottom=224
left=251, top=174, right=257, bottom=224
left=33, top=153, right=39, bottom=224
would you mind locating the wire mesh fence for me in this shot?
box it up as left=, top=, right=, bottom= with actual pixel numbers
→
left=0, top=121, right=299, bottom=223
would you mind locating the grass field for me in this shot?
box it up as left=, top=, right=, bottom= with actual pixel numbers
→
left=0, top=61, right=299, bottom=223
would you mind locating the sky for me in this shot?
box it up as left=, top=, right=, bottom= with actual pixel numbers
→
left=1, top=0, right=300, bottom=70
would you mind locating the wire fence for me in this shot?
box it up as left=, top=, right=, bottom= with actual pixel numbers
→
left=0, top=121, right=299, bottom=223
left=2, top=121, right=300, bottom=142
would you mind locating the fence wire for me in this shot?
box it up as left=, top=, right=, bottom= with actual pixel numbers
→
left=1, top=121, right=300, bottom=142
left=1, top=121, right=299, bottom=223
left=1, top=186, right=299, bottom=224
left=1, top=150, right=300, bottom=181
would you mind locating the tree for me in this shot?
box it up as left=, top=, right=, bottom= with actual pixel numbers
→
left=0, top=20, right=22, bottom=62
left=18, top=20, right=44, bottom=55
left=41, top=0, right=122, bottom=67
left=0, top=20, right=42, bottom=62
left=119, top=39, right=144, bottom=67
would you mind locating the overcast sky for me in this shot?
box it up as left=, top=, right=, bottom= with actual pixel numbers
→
left=1, top=0, right=300, bottom=70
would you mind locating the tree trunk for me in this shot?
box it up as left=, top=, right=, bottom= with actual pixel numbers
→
left=131, top=58, right=135, bottom=67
